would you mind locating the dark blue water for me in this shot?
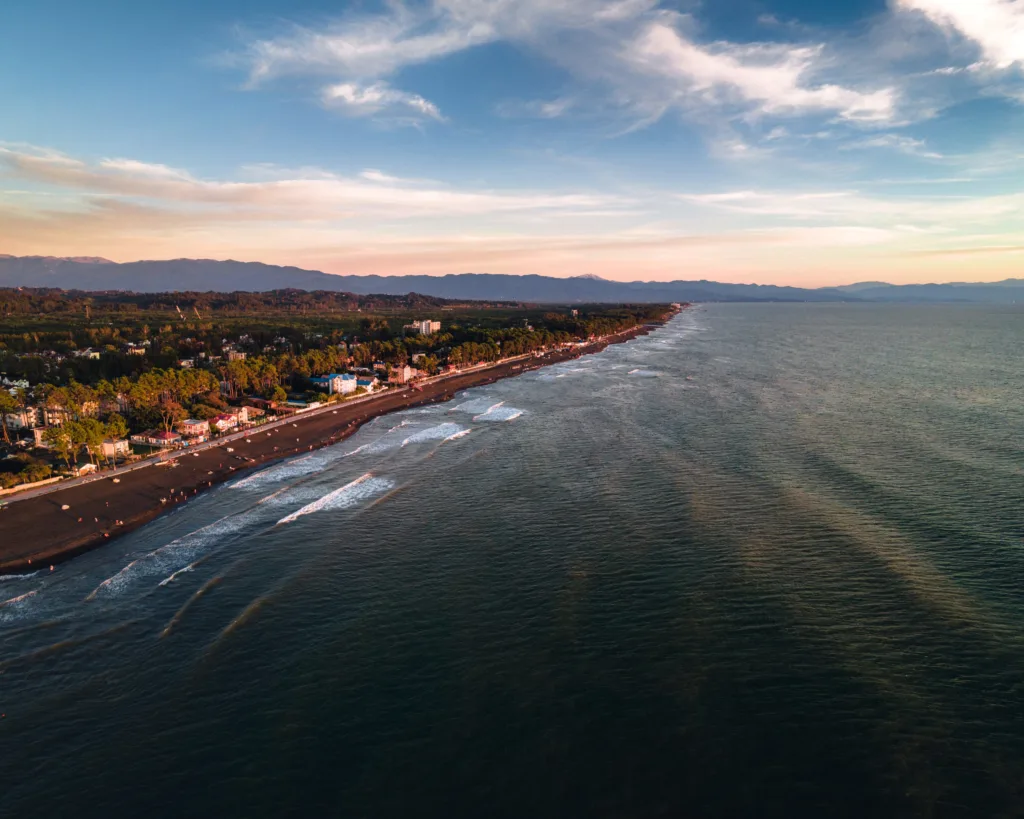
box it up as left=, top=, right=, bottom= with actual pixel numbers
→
left=2, top=304, right=1022, bottom=818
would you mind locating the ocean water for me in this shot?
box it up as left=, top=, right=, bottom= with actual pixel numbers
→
left=1, top=304, right=1022, bottom=818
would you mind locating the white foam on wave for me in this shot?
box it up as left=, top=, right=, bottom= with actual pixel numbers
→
left=231, top=453, right=321, bottom=491
left=0, top=571, right=39, bottom=583
left=159, top=563, right=197, bottom=587
left=0, top=589, right=39, bottom=622
left=401, top=423, right=468, bottom=447
left=443, top=429, right=472, bottom=443
left=88, top=500, right=270, bottom=599
left=453, top=398, right=503, bottom=415
left=277, top=473, right=394, bottom=524
left=474, top=406, right=524, bottom=422
left=628, top=369, right=661, bottom=378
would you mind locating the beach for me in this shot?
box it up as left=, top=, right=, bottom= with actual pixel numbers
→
left=0, top=321, right=664, bottom=574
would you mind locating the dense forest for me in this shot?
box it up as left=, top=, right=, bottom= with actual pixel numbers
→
left=0, top=288, right=668, bottom=389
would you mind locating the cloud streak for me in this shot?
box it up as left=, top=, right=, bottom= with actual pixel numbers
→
left=896, top=0, right=1024, bottom=69
left=0, top=145, right=619, bottom=219
left=625, top=20, right=896, bottom=122
left=321, top=81, right=444, bottom=121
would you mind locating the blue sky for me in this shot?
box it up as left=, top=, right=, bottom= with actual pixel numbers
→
left=2, top=0, right=1023, bottom=284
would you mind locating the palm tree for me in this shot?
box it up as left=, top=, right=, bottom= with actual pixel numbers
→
left=0, top=390, right=16, bottom=445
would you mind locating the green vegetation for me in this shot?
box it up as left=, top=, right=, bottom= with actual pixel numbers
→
left=0, top=453, right=52, bottom=489
left=1, top=288, right=667, bottom=388
left=0, top=288, right=672, bottom=480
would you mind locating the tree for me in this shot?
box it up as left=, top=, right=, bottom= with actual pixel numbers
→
left=43, top=424, right=76, bottom=471
left=0, top=390, right=16, bottom=445
left=271, top=386, right=288, bottom=403
left=417, top=355, right=439, bottom=376
left=65, top=381, right=98, bottom=419
left=104, top=413, right=129, bottom=455
left=79, top=418, right=106, bottom=465
left=157, top=398, right=186, bottom=434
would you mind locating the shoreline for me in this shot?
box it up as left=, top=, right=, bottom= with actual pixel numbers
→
left=0, top=314, right=675, bottom=574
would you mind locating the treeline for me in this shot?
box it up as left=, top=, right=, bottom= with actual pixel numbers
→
left=0, top=288, right=506, bottom=317
left=2, top=303, right=667, bottom=398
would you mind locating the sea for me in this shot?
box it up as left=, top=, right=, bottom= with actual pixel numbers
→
left=1, top=304, right=1021, bottom=818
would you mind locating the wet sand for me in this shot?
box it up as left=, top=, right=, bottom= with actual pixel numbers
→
left=0, top=323, right=662, bottom=574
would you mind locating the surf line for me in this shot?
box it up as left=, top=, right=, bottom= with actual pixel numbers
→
left=0, top=589, right=38, bottom=609
left=158, top=552, right=215, bottom=587
left=276, top=473, right=374, bottom=525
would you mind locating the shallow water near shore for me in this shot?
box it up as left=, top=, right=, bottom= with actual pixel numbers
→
left=2, top=304, right=1022, bottom=818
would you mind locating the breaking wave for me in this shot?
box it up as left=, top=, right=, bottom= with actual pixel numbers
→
left=159, top=562, right=198, bottom=587
left=453, top=398, right=503, bottom=415
left=402, top=423, right=468, bottom=447
left=0, top=571, right=39, bottom=583
left=474, top=406, right=525, bottom=422
left=277, top=474, right=394, bottom=524
left=0, top=589, right=39, bottom=622
left=231, top=453, right=322, bottom=491
left=628, top=369, right=661, bottom=378
left=88, top=504, right=267, bottom=599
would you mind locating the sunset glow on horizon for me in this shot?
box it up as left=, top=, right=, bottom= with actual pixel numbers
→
left=3, top=0, right=1024, bottom=286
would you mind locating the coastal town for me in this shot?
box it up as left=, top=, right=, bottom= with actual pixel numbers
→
left=0, top=288, right=674, bottom=496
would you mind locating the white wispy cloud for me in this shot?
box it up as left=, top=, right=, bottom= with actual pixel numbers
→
left=0, top=145, right=623, bottom=220
left=496, top=97, right=576, bottom=119
left=678, top=186, right=1024, bottom=225
left=895, top=0, right=1024, bottom=69
left=842, top=133, right=944, bottom=158
left=624, top=20, right=897, bottom=122
left=321, top=82, right=444, bottom=122
left=235, top=0, right=907, bottom=131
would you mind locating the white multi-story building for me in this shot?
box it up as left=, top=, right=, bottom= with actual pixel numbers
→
left=179, top=418, right=211, bottom=438
left=4, top=406, right=44, bottom=430
left=309, top=373, right=358, bottom=395
left=404, top=319, right=441, bottom=335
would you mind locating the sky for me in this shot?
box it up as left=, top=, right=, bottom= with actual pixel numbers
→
left=1, top=0, right=1023, bottom=285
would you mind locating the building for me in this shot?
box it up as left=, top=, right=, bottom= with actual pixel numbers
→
left=226, top=349, right=247, bottom=362
left=240, top=405, right=265, bottom=423
left=2, top=377, right=30, bottom=393
left=404, top=319, right=442, bottom=335
left=309, top=373, right=357, bottom=395
left=178, top=418, right=210, bottom=439
left=178, top=358, right=195, bottom=369
left=4, top=406, right=44, bottom=431
left=212, top=412, right=239, bottom=431
left=356, top=377, right=379, bottom=393
left=100, top=438, right=131, bottom=460
left=388, top=365, right=418, bottom=385
left=130, top=430, right=182, bottom=447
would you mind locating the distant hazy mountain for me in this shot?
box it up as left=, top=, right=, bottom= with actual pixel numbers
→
left=838, top=279, right=1024, bottom=303
left=0, top=255, right=1021, bottom=304
left=835, top=281, right=892, bottom=292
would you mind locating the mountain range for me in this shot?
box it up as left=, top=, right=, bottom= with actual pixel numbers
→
left=0, top=255, right=1021, bottom=304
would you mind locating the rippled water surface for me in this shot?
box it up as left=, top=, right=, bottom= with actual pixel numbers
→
left=2, top=304, right=1022, bottom=818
